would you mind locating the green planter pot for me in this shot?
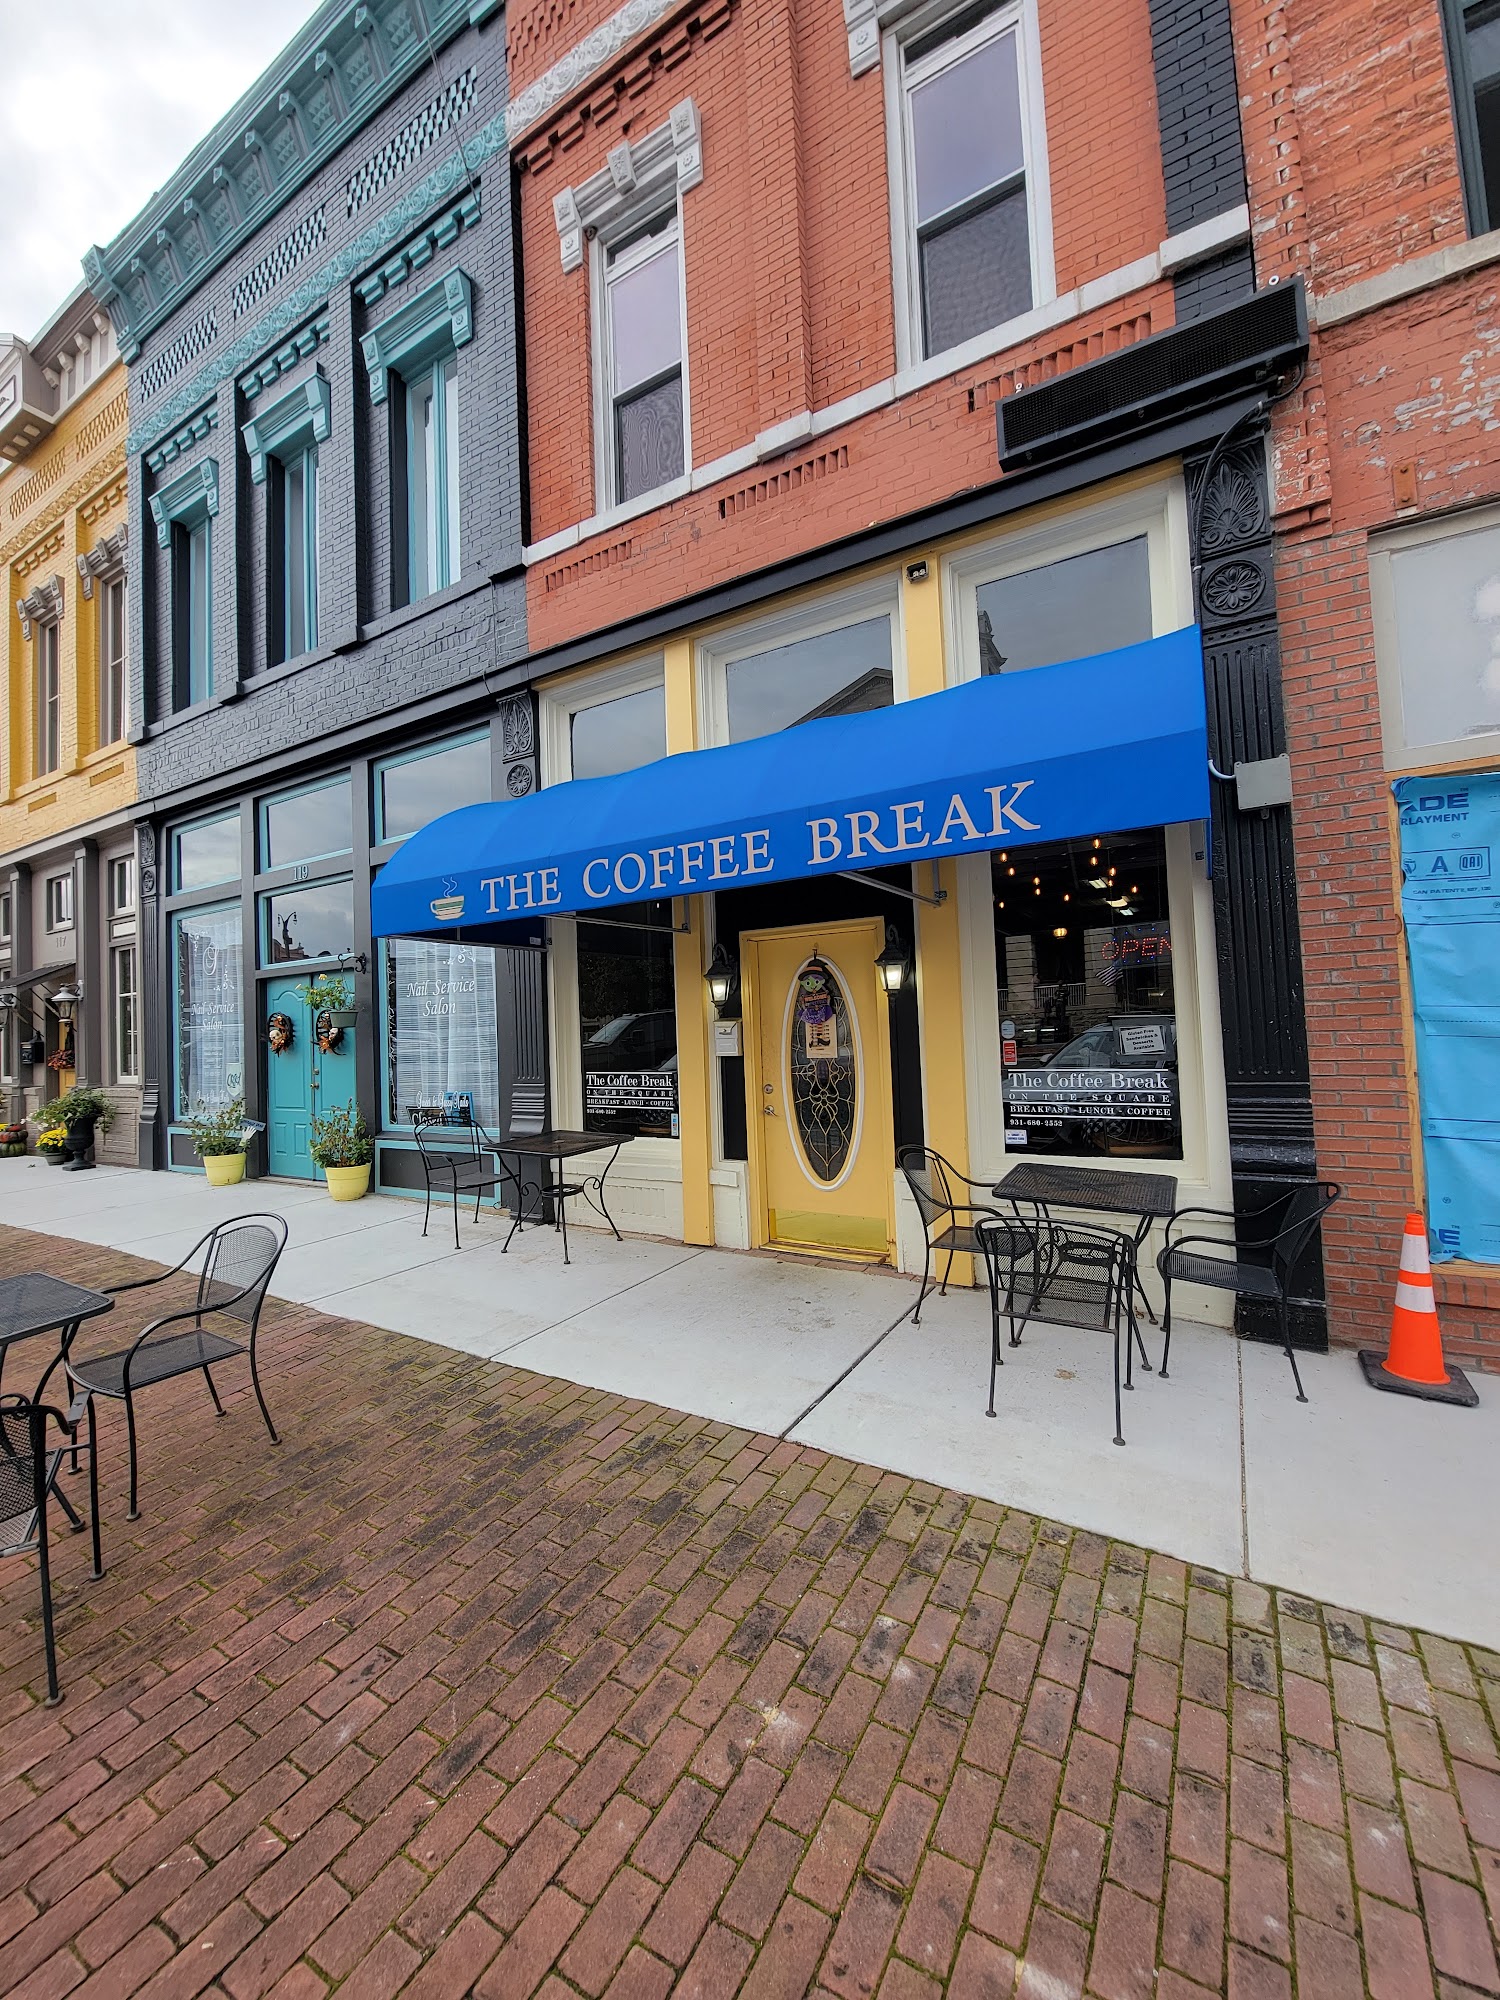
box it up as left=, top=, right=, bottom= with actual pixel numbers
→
left=203, top=1153, right=247, bottom=1187
left=323, top=1163, right=371, bottom=1202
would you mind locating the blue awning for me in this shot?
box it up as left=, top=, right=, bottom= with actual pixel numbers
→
left=372, top=627, right=1210, bottom=938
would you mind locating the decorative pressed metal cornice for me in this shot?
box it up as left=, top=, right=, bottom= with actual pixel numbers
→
left=360, top=270, right=473, bottom=402
left=144, top=405, right=218, bottom=475
left=354, top=187, right=481, bottom=304
left=238, top=314, right=332, bottom=403
left=78, top=524, right=128, bottom=599
left=241, top=373, right=332, bottom=482
left=82, top=0, right=494, bottom=362
left=16, top=573, right=65, bottom=640
left=504, top=0, right=686, bottom=142
left=148, top=460, right=220, bottom=546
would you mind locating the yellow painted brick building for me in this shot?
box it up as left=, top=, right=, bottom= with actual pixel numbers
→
left=0, top=288, right=143, bottom=1161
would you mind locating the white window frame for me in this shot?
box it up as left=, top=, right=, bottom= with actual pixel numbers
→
left=111, top=942, right=141, bottom=1084
left=695, top=574, right=906, bottom=750
left=884, top=0, right=1055, bottom=375
left=35, top=619, right=61, bottom=777
left=0, top=889, right=10, bottom=942
left=539, top=654, right=667, bottom=788
left=939, top=476, right=1230, bottom=1209
left=99, top=571, right=128, bottom=747
left=1368, top=498, right=1500, bottom=772
left=591, top=203, right=691, bottom=517
left=45, top=872, right=74, bottom=933
left=109, top=854, right=137, bottom=917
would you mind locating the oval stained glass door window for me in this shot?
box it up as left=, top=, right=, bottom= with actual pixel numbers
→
left=787, top=959, right=857, bottom=1182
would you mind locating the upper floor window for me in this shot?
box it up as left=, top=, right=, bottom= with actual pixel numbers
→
left=0, top=890, right=11, bottom=942
left=404, top=357, right=460, bottom=601
left=100, top=574, right=126, bottom=745
left=45, top=873, right=74, bottom=932
left=893, top=1, right=1045, bottom=362
left=172, top=812, right=240, bottom=894
left=150, top=459, right=219, bottom=713
left=601, top=213, right=686, bottom=506
left=109, top=855, right=136, bottom=917
left=375, top=731, right=490, bottom=845
left=1449, top=0, right=1500, bottom=234
left=701, top=589, right=898, bottom=747
left=274, top=448, right=319, bottom=662
left=34, top=621, right=60, bottom=777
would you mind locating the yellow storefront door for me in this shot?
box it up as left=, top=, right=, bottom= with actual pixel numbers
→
left=742, top=918, right=896, bottom=1262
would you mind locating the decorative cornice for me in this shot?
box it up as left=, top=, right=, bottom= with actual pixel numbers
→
left=0, top=446, right=127, bottom=569
left=505, top=0, right=684, bottom=143
left=83, top=0, right=490, bottom=361
left=16, top=573, right=65, bottom=640
left=238, top=313, right=332, bottom=403
left=144, top=405, right=219, bottom=475
left=77, top=525, right=128, bottom=599
left=148, top=459, right=220, bottom=546
left=355, top=187, right=481, bottom=304
left=553, top=100, right=701, bottom=271
left=128, top=125, right=506, bottom=458
left=242, top=372, right=331, bottom=482
left=842, top=0, right=879, bottom=75
left=360, top=270, right=474, bottom=403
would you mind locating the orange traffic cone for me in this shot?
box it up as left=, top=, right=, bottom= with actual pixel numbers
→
left=1360, top=1213, right=1478, bottom=1406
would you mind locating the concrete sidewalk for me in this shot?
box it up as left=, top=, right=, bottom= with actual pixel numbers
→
left=2, top=1158, right=1495, bottom=1648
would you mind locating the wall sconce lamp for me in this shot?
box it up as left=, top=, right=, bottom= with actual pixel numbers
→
left=705, top=942, right=740, bottom=1017
left=875, top=925, right=909, bottom=995
left=49, top=982, right=82, bottom=1024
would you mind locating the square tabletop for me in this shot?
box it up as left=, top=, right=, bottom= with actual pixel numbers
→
left=0, top=1273, right=115, bottom=1347
left=497, top=1130, right=628, bottom=1162
left=993, top=1161, right=1179, bottom=1220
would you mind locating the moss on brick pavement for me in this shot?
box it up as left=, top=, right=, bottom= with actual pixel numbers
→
left=1, top=1223, right=1497, bottom=1998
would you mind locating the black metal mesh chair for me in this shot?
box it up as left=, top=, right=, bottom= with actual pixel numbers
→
left=412, top=1109, right=522, bottom=1251
left=0, top=1393, right=102, bottom=1704
left=899, top=1146, right=1015, bottom=1323
left=977, top=1213, right=1136, bottom=1445
left=1157, top=1181, right=1341, bottom=1402
left=65, top=1215, right=288, bottom=1520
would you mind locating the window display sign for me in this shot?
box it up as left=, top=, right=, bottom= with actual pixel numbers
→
left=1397, top=772, right=1500, bottom=1262
left=584, top=1069, right=678, bottom=1133
left=174, top=902, right=243, bottom=1116
left=1096, top=922, right=1171, bottom=986
left=384, top=940, right=499, bottom=1128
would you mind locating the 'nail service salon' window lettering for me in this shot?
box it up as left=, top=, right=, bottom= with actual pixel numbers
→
left=173, top=901, right=243, bottom=1118
left=578, top=903, right=678, bottom=1138
left=726, top=617, right=893, bottom=743
left=383, top=939, right=499, bottom=1129
left=977, top=537, right=1151, bottom=676
left=994, top=827, right=1180, bottom=1159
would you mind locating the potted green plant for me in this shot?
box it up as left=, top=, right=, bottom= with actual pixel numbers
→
left=186, top=1096, right=251, bottom=1186
left=294, top=973, right=358, bottom=1028
left=37, top=1083, right=114, bottom=1170
left=35, top=1124, right=67, bottom=1165
left=310, top=1100, right=374, bottom=1201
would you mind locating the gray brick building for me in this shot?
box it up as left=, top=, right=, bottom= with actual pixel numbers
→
left=85, top=0, right=535, bottom=1179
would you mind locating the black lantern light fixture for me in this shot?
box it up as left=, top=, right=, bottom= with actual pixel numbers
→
left=875, top=925, right=909, bottom=995
left=705, top=941, right=740, bottom=1016
left=50, top=982, right=81, bottom=1024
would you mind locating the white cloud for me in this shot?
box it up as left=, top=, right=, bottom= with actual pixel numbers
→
left=0, top=0, right=321, bottom=339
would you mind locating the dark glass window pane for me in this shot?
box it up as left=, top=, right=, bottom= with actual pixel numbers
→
left=174, top=901, right=243, bottom=1117
left=578, top=902, right=678, bottom=1138
left=262, top=778, right=352, bottom=869
left=571, top=686, right=667, bottom=781
left=994, top=830, right=1179, bottom=1160
left=282, top=450, right=316, bottom=657
left=189, top=519, right=211, bottom=703
left=976, top=538, right=1153, bottom=676
left=909, top=27, right=1023, bottom=225
left=384, top=939, right=499, bottom=1127
left=378, top=734, right=490, bottom=843
left=726, top=616, right=894, bottom=743
left=615, top=374, right=684, bottom=504
left=608, top=229, right=682, bottom=393
left=174, top=815, right=240, bottom=893
left=262, top=879, right=354, bottom=965
left=920, top=185, right=1031, bottom=356
left=101, top=577, right=125, bottom=744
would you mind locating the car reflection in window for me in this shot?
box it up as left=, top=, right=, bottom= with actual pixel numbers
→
left=1005, top=1014, right=1180, bottom=1157
left=581, top=1009, right=678, bottom=1069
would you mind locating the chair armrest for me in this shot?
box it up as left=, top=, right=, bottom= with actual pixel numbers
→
left=1160, top=1232, right=1241, bottom=1263
left=102, top=1223, right=218, bottom=1295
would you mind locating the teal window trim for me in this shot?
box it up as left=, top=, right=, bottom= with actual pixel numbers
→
left=171, top=895, right=242, bottom=1121
left=171, top=811, right=240, bottom=895
left=241, top=371, right=331, bottom=484
left=277, top=445, right=319, bottom=659
left=360, top=269, right=474, bottom=405
left=149, top=458, right=219, bottom=546
left=373, top=726, right=488, bottom=843
left=258, top=774, right=353, bottom=873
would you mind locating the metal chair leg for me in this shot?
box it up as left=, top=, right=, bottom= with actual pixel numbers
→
left=203, top=1366, right=225, bottom=1416
left=986, top=1268, right=1002, bottom=1417
left=87, top=1399, right=103, bottom=1581
left=559, top=1169, right=570, bottom=1266
left=1160, top=1268, right=1174, bottom=1378
left=1280, top=1291, right=1308, bottom=1403
left=939, top=1245, right=955, bottom=1298
left=914, top=1242, right=931, bottom=1325
left=249, top=1347, right=280, bottom=1444
left=36, top=1469, right=60, bottom=1706
left=1113, top=1287, right=1126, bottom=1448
left=422, top=1180, right=432, bottom=1238
left=124, top=1389, right=141, bottom=1520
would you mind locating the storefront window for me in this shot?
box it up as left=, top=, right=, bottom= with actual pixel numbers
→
left=578, top=903, right=678, bottom=1136
left=995, top=829, right=1179, bottom=1158
left=977, top=537, right=1151, bottom=675
left=173, top=814, right=240, bottom=893
left=377, top=733, right=490, bottom=844
left=174, top=901, right=243, bottom=1116
left=571, top=686, right=667, bottom=781
left=726, top=617, right=893, bottom=742
left=383, top=939, right=499, bottom=1127
left=261, top=777, right=351, bottom=869
left=262, top=879, right=354, bottom=965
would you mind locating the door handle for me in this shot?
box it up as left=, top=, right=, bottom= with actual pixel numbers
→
left=763, top=1104, right=777, bottom=1116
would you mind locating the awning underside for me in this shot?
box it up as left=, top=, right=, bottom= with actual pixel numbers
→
left=371, top=628, right=1210, bottom=940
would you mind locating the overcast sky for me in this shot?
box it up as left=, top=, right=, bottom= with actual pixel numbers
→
left=1, top=0, right=322, bottom=340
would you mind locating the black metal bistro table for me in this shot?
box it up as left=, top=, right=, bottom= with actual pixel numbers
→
left=992, top=1162, right=1178, bottom=1365
left=0, top=1274, right=115, bottom=1528
left=500, top=1130, right=631, bottom=1264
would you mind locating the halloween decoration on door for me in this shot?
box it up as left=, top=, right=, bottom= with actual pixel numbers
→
left=789, top=959, right=857, bottom=1181
left=315, top=1010, right=344, bottom=1053
left=267, top=1011, right=296, bottom=1053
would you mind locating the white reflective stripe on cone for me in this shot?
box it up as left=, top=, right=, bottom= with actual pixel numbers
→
left=1398, top=1233, right=1432, bottom=1277
left=1394, top=1280, right=1438, bottom=1314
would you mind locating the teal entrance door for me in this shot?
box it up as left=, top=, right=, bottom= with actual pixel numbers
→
left=265, top=977, right=359, bottom=1179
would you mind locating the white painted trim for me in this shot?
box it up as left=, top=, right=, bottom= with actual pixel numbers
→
left=1313, top=224, right=1500, bottom=328
left=554, top=100, right=702, bottom=272
left=537, top=651, right=667, bottom=785
left=754, top=410, right=815, bottom=461
left=1367, top=499, right=1500, bottom=772
left=506, top=0, right=686, bottom=143
left=1158, top=205, right=1250, bottom=274
left=591, top=203, right=693, bottom=519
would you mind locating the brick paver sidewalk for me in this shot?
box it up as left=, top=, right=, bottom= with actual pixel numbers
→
left=1, top=1225, right=1497, bottom=2000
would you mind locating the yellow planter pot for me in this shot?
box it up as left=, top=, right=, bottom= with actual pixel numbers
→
left=323, top=1162, right=371, bottom=1202
left=202, top=1153, right=246, bottom=1187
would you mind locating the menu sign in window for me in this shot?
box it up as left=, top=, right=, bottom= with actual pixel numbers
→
left=584, top=1069, right=678, bottom=1135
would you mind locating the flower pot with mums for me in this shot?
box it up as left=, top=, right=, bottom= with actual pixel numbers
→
left=310, top=1100, right=374, bottom=1201
left=186, top=1096, right=251, bottom=1185
left=35, top=1083, right=114, bottom=1172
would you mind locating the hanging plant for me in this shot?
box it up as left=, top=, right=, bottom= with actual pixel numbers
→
left=267, top=1011, right=296, bottom=1053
